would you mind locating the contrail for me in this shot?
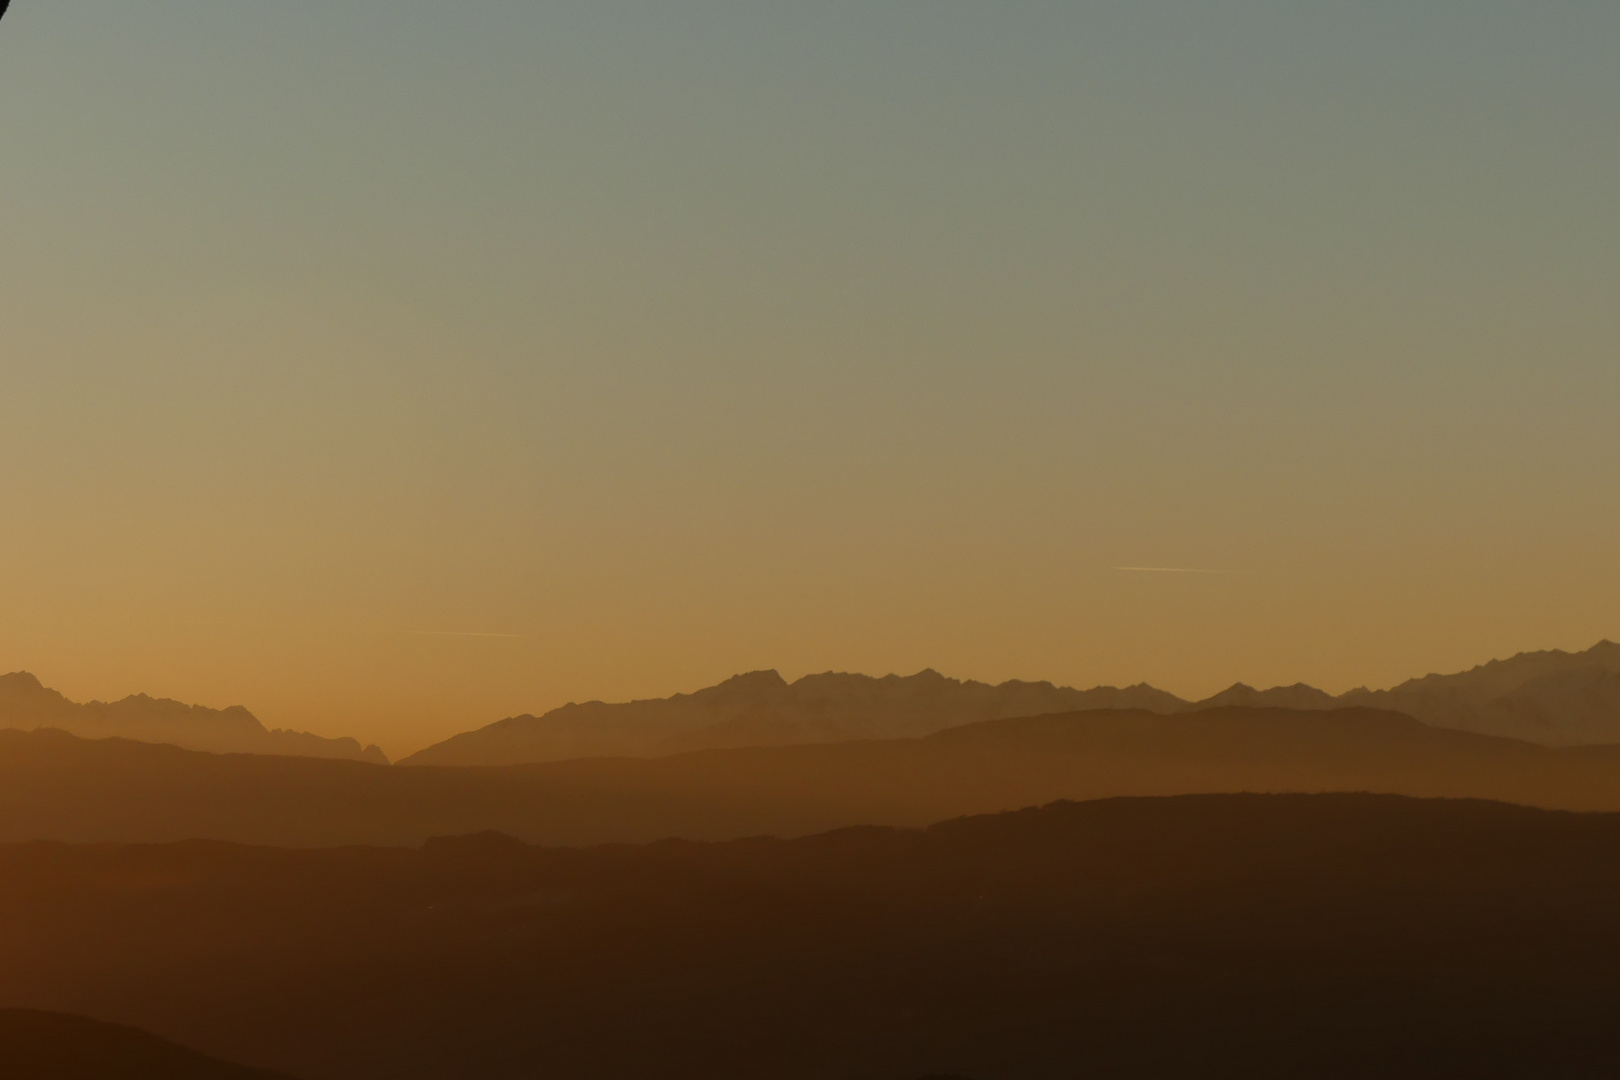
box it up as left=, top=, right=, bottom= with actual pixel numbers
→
left=1114, top=566, right=1247, bottom=575
left=413, top=631, right=525, bottom=639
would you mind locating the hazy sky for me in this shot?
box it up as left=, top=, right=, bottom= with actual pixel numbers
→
left=2, top=2, right=1616, bottom=756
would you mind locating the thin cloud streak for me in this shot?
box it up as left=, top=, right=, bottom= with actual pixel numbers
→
left=1113, top=566, right=1250, bottom=575
left=412, top=631, right=526, bottom=639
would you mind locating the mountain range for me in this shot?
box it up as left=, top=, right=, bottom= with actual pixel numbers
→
left=0, top=672, right=388, bottom=764
left=402, top=640, right=1620, bottom=766
left=4, top=640, right=1616, bottom=770
left=8, top=794, right=1620, bottom=1079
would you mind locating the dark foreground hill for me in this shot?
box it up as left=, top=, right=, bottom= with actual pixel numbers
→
left=11, top=707, right=1620, bottom=847
left=0, top=1009, right=296, bottom=1080
left=0, top=672, right=387, bottom=764
left=5, top=794, right=1620, bottom=1079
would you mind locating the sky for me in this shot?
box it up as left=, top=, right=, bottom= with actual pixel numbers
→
left=1, top=1, right=1616, bottom=757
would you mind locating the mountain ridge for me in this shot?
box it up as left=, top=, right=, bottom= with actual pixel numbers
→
left=0, top=672, right=388, bottom=764
left=400, top=668, right=1188, bottom=766
left=403, top=641, right=1620, bottom=766
left=10, top=640, right=1616, bottom=769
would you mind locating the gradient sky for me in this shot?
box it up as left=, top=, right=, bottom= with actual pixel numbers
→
left=1, top=2, right=1616, bottom=757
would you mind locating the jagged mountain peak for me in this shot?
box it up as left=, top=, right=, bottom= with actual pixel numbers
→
left=1584, top=640, right=1620, bottom=664
left=0, top=671, right=47, bottom=692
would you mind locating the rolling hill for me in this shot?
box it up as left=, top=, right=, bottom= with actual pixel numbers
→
left=6, top=794, right=1620, bottom=1079
left=9, top=707, right=1620, bottom=847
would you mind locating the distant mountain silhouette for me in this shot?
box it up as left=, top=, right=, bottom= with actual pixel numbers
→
left=1179, top=642, right=1620, bottom=746
left=12, top=707, right=1620, bottom=847
left=401, top=642, right=1620, bottom=766
left=401, top=668, right=1186, bottom=766
left=1339, top=640, right=1620, bottom=744
left=1188, top=681, right=1341, bottom=710
left=9, top=794, right=1620, bottom=1078
left=0, top=672, right=387, bottom=764
left=0, top=1009, right=296, bottom=1079
left=11, top=641, right=1611, bottom=771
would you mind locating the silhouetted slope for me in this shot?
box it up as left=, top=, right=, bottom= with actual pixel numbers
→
left=11, top=709, right=1620, bottom=847
left=401, top=669, right=1184, bottom=765
left=0, top=1009, right=296, bottom=1079
left=6, top=795, right=1620, bottom=1078
left=0, top=672, right=387, bottom=764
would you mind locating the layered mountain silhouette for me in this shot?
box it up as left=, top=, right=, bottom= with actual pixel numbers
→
left=402, top=641, right=1620, bottom=766
left=0, top=1009, right=297, bottom=1079
left=8, top=794, right=1620, bottom=1079
left=0, top=672, right=387, bottom=764
left=9, top=641, right=1612, bottom=771
left=11, top=707, right=1620, bottom=847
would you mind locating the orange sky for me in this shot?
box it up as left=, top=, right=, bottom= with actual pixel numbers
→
left=2, top=3, right=1616, bottom=757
